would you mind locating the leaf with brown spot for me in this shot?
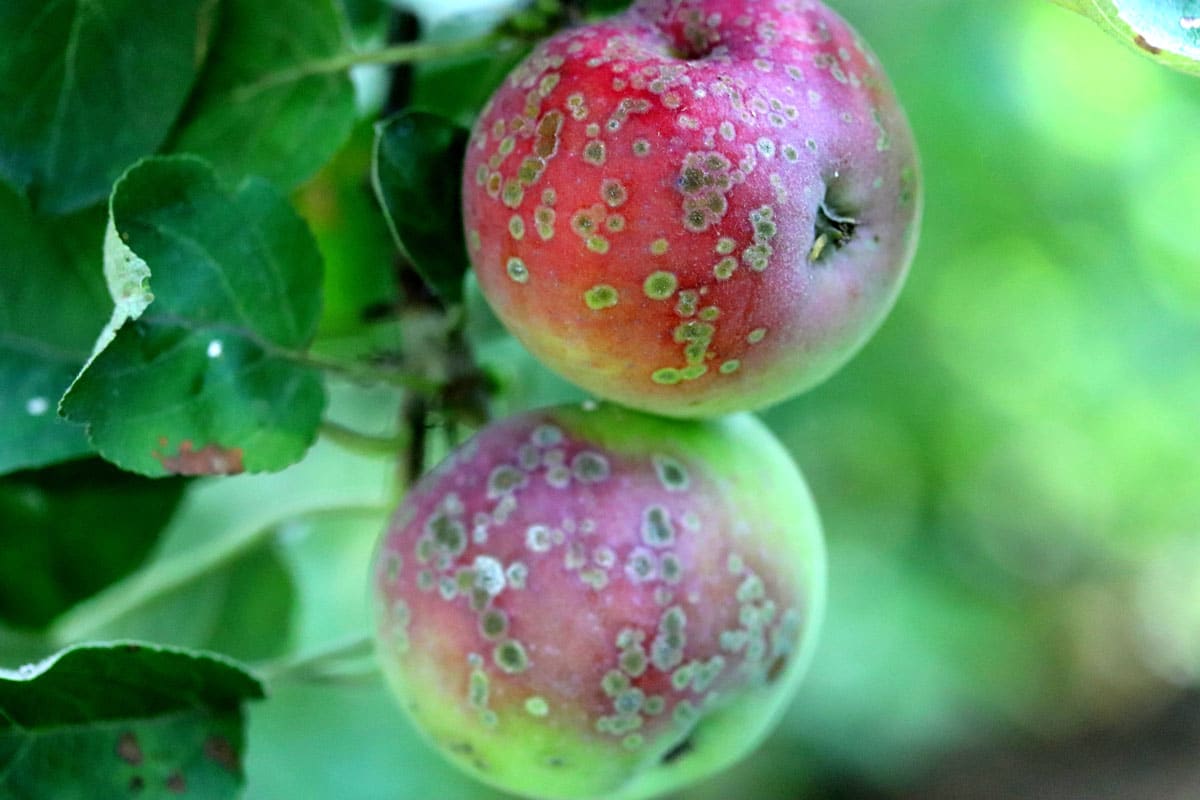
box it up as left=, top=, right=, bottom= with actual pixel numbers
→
left=117, top=731, right=144, bottom=766
left=155, top=442, right=245, bottom=477
left=0, top=642, right=262, bottom=800
left=204, top=735, right=240, bottom=774
left=1134, top=33, right=1163, bottom=53
left=59, top=156, right=327, bottom=477
left=166, top=771, right=187, bottom=793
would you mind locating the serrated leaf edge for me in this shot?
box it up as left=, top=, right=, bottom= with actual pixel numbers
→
left=0, top=639, right=264, bottom=700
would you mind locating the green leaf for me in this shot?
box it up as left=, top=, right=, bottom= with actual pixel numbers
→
left=0, top=642, right=263, bottom=800
left=0, top=460, right=186, bottom=631
left=336, top=0, right=392, bottom=47
left=372, top=110, right=470, bottom=304
left=0, top=625, right=48, bottom=667
left=1054, top=0, right=1200, bottom=75
left=295, top=120, right=400, bottom=338
left=60, top=155, right=327, bottom=478
left=0, top=185, right=108, bottom=474
left=170, top=0, right=358, bottom=189
left=0, top=0, right=217, bottom=214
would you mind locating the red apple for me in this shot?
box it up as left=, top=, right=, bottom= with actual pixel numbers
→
left=372, top=402, right=825, bottom=799
left=463, top=0, right=921, bottom=417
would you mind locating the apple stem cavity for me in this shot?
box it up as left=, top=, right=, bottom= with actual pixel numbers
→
left=809, top=195, right=858, bottom=263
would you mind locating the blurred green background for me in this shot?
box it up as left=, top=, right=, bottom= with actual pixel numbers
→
left=4, top=0, right=1197, bottom=797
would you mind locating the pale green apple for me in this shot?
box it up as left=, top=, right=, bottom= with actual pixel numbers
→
left=372, top=402, right=825, bottom=799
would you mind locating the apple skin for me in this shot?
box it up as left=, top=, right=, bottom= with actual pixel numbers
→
left=463, top=0, right=921, bottom=418
left=372, top=402, right=825, bottom=800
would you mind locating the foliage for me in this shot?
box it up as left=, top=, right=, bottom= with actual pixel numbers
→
left=0, top=642, right=262, bottom=799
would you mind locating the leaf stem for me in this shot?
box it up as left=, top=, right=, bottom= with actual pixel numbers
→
left=256, top=632, right=379, bottom=684
left=399, top=394, right=429, bottom=490
left=319, top=420, right=407, bottom=458
left=49, top=505, right=386, bottom=647
left=286, top=349, right=442, bottom=394
left=232, top=33, right=510, bottom=103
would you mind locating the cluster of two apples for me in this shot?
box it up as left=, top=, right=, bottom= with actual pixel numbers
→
left=371, top=0, right=920, bottom=797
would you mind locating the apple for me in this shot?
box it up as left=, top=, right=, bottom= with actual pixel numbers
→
left=462, top=0, right=921, bottom=417
left=372, top=402, right=825, bottom=799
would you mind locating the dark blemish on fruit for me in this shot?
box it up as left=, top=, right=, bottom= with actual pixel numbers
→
left=653, top=455, right=689, bottom=490
left=661, top=734, right=695, bottom=764
left=766, top=654, right=788, bottom=683
left=601, top=179, right=628, bottom=208
left=507, top=257, right=530, bottom=284
left=487, top=465, right=527, bottom=498
left=502, top=178, right=525, bottom=208
left=584, top=284, right=619, bottom=310
left=494, top=639, right=530, bottom=673
left=535, top=111, right=564, bottom=158
left=652, top=367, right=682, bottom=385
left=129, top=776, right=145, bottom=793
left=677, top=151, right=735, bottom=233
left=480, top=608, right=509, bottom=639
left=427, top=512, right=467, bottom=556
left=571, top=451, right=611, bottom=482
left=583, top=140, right=606, bottom=165
left=641, top=505, right=676, bottom=547
left=644, top=270, right=679, bottom=300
